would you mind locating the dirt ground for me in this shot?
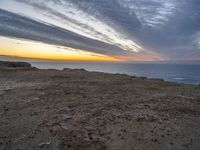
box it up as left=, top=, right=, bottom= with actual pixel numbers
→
left=0, top=67, right=200, bottom=150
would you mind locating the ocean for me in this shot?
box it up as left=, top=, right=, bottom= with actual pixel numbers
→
left=31, top=62, right=200, bottom=85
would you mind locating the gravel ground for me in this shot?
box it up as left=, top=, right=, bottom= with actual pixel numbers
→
left=0, top=67, right=200, bottom=150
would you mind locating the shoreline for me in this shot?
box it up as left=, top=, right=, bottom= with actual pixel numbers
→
left=0, top=62, right=200, bottom=150
left=2, top=60, right=200, bottom=86
left=0, top=65, right=185, bottom=86
left=30, top=61, right=200, bottom=86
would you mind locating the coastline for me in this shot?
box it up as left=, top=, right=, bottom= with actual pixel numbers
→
left=0, top=62, right=200, bottom=150
left=30, top=61, right=200, bottom=86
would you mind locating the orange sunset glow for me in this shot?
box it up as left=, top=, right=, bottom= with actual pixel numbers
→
left=0, top=36, right=121, bottom=62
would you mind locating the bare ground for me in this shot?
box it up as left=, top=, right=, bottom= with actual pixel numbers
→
left=0, top=67, right=200, bottom=150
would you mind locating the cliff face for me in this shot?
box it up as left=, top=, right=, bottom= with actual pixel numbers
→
left=0, top=61, right=31, bottom=68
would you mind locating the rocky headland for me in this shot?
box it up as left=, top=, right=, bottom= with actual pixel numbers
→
left=0, top=61, right=200, bottom=150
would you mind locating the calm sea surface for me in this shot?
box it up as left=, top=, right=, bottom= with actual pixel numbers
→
left=31, top=62, right=200, bottom=85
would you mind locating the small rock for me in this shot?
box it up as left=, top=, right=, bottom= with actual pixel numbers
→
left=38, top=142, right=51, bottom=148
left=151, top=138, right=158, bottom=142
left=62, top=114, right=72, bottom=121
left=33, top=97, right=39, bottom=101
left=59, top=123, right=68, bottom=130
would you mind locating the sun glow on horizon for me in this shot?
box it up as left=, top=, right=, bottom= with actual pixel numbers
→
left=0, top=36, right=121, bottom=62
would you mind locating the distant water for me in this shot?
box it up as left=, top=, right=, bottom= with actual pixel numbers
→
left=31, top=62, right=200, bottom=85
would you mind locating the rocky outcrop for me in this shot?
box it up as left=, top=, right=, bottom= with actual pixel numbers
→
left=0, top=66, right=200, bottom=150
left=0, top=61, right=32, bottom=68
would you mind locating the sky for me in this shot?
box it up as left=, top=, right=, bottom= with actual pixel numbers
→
left=0, top=0, right=200, bottom=62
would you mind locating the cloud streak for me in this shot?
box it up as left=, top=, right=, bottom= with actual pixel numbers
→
left=14, top=0, right=142, bottom=52
left=0, top=9, right=130, bottom=57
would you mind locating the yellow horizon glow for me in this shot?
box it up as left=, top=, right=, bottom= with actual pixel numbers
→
left=0, top=36, right=121, bottom=62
